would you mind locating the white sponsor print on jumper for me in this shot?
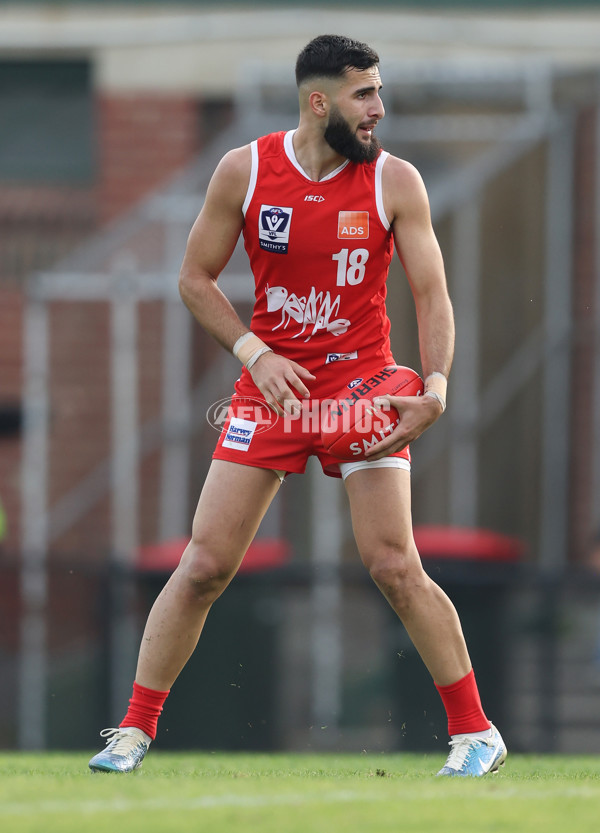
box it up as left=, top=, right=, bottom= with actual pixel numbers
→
left=265, top=285, right=350, bottom=341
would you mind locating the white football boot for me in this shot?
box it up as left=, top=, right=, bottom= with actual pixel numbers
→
left=436, top=724, right=507, bottom=777
left=88, top=727, right=151, bottom=773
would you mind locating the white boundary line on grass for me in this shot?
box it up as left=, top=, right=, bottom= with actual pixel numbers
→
left=2, top=784, right=600, bottom=816
left=0, top=789, right=371, bottom=816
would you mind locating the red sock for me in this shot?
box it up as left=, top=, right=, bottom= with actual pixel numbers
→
left=435, top=669, right=491, bottom=736
left=119, top=681, right=170, bottom=741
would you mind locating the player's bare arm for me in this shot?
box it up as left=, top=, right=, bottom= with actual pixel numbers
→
left=179, top=146, right=249, bottom=347
left=366, top=156, right=455, bottom=459
left=179, top=146, right=315, bottom=414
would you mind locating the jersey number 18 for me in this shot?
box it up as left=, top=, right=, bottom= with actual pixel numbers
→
left=332, top=248, right=369, bottom=286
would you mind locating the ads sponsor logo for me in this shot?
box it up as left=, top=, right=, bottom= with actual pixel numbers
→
left=347, top=377, right=363, bottom=389
left=338, top=211, right=369, bottom=240
left=206, top=397, right=278, bottom=446
left=259, top=205, right=293, bottom=254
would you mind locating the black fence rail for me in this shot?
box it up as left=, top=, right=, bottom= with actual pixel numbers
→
left=3, top=553, right=600, bottom=753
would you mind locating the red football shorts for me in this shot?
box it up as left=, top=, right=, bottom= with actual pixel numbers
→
left=212, top=393, right=411, bottom=479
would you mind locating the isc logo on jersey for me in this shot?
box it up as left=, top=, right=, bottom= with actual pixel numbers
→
left=338, top=211, right=369, bottom=240
left=259, top=205, right=293, bottom=254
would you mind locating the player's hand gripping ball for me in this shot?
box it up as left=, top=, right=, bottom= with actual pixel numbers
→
left=321, top=365, right=424, bottom=460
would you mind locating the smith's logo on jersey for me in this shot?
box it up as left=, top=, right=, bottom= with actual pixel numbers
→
left=338, top=211, right=369, bottom=240
left=259, top=205, right=293, bottom=253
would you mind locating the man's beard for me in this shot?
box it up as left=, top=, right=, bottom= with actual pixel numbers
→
left=324, top=109, right=382, bottom=164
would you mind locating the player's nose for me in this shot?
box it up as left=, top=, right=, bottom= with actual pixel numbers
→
left=370, top=94, right=385, bottom=120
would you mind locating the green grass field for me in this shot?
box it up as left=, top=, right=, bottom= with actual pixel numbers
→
left=0, top=752, right=599, bottom=833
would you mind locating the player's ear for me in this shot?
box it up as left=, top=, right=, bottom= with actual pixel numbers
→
left=308, top=89, right=329, bottom=118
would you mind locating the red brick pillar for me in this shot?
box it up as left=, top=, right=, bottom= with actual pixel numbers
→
left=0, top=287, right=24, bottom=552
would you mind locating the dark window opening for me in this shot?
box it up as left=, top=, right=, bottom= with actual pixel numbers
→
left=0, top=60, right=93, bottom=183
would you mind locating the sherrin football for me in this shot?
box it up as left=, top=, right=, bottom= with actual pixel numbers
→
left=321, top=365, right=424, bottom=460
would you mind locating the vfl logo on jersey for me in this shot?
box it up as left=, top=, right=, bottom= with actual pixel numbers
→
left=259, top=205, right=293, bottom=253
left=338, top=211, right=369, bottom=240
left=326, top=351, right=358, bottom=364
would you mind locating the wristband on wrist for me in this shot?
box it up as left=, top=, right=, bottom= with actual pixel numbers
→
left=232, top=331, right=273, bottom=370
left=232, top=332, right=270, bottom=366
left=246, top=345, right=273, bottom=370
left=424, top=372, right=447, bottom=413
left=424, top=390, right=446, bottom=412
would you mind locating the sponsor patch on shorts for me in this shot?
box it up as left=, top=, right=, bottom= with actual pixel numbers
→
left=222, top=417, right=257, bottom=451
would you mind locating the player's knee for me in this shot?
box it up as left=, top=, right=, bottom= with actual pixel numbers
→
left=178, top=540, right=238, bottom=602
left=368, top=554, right=411, bottom=590
left=366, top=545, right=423, bottom=601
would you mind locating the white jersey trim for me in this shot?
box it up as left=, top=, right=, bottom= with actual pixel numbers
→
left=284, top=129, right=349, bottom=182
left=375, top=151, right=390, bottom=231
left=242, top=140, right=259, bottom=216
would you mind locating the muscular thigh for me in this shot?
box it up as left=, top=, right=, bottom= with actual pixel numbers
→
left=343, top=467, right=418, bottom=569
left=186, top=460, right=281, bottom=571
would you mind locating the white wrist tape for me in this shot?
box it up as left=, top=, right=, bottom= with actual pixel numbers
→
left=424, top=372, right=447, bottom=413
left=232, top=332, right=272, bottom=368
left=424, top=390, right=446, bottom=412
left=246, top=345, right=273, bottom=370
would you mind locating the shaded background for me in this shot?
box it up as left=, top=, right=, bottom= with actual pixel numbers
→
left=1, top=0, right=600, bottom=755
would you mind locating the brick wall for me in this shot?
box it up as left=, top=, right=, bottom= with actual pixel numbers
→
left=0, top=91, right=204, bottom=561
left=97, top=93, right=201, bottom=223
left=0, top=288, right=24, bottom=553
left=42, top=299, right=167, bottom=558
left=0, top=186, right=96, bottom=285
